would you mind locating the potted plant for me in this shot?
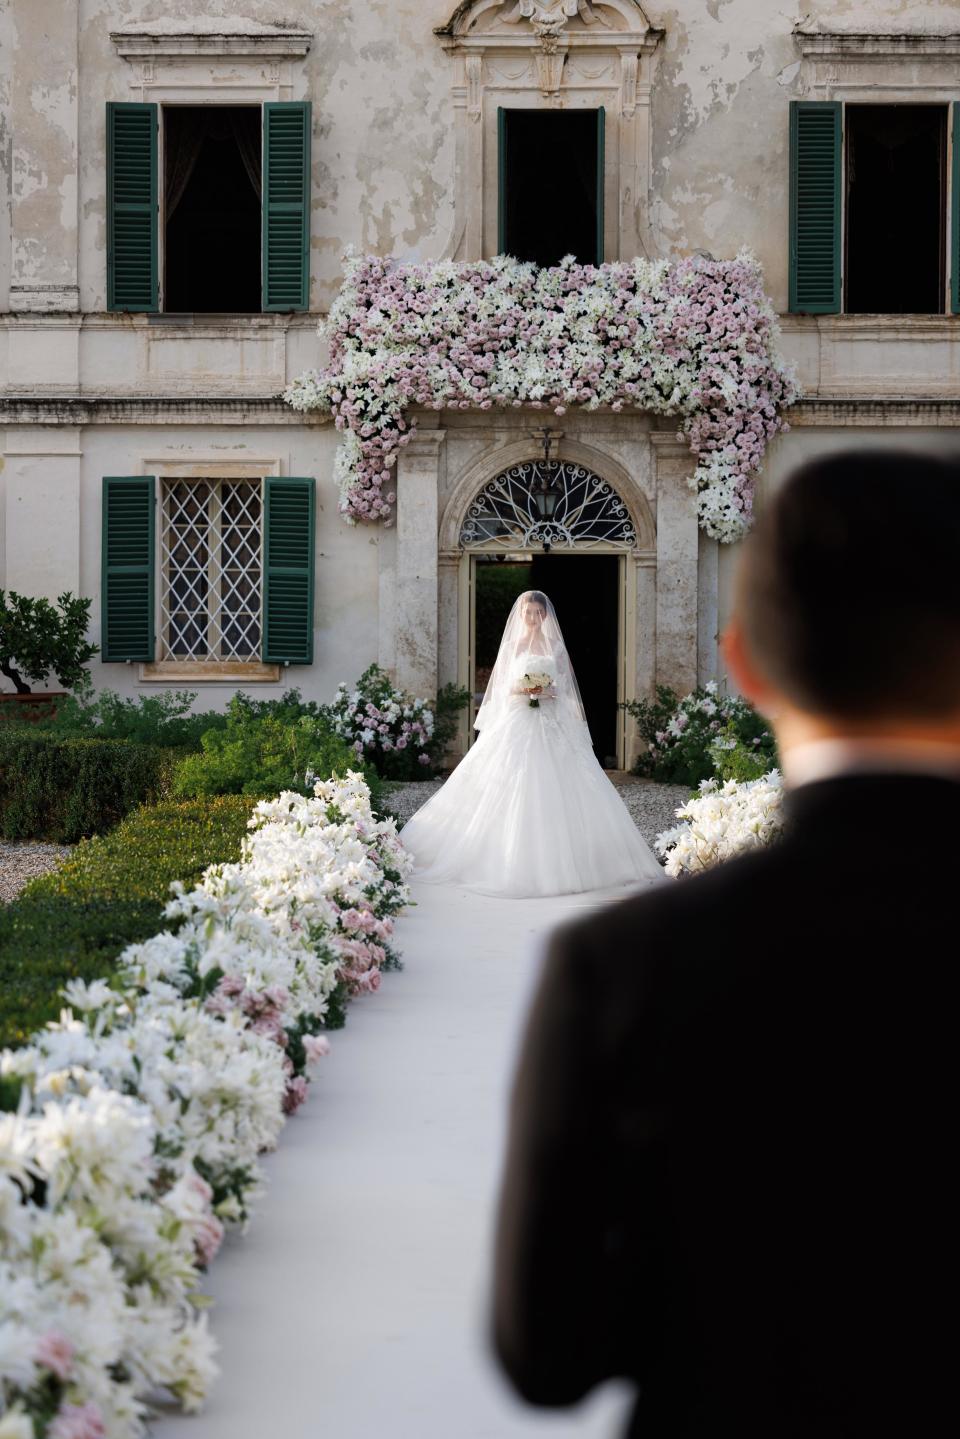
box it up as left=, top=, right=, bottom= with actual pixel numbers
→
left=0, top=589, right=99, bottom=721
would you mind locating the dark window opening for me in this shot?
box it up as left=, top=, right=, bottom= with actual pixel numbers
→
left=499, top=109, right=602, bottom=267
left=845, top=104, right=946, bottom=314
left=163, top=105, right=262, bottom=313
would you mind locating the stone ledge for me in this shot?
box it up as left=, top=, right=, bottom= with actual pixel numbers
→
left=3, top=394, right=959, bottom=429
left=0, top=395, right=326, bottom=426
left=787, top=397, right=960, bottom=426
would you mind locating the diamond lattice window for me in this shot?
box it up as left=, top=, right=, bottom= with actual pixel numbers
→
left=160, top=478, right=262, bottom=662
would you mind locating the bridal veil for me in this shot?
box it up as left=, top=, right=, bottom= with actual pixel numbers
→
left=473, top=589, right=589, bottom=739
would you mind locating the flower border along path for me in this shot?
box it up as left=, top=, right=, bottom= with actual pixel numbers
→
left=0, top=771, right=412, bottom=1439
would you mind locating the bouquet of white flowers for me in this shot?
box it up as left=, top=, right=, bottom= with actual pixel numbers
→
left=517, top=665, right=555, bottom=708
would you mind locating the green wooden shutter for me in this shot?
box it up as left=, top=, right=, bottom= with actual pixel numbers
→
left=101, top=477, right=155, bottom=662
left=952, top=102, right=960, bottom=314
left=789, top=100, right=842, bottom=314
left=262, top=102, right=312, bottom=311
left=596, top=105, right=605, bottom=265
left=263, top=477, right=315, bottom=664
left=106, top=102, right=158, bottom=312
left=498, top=107, right=507, bottom=257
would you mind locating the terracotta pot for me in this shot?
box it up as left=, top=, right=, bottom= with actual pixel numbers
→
left=0, top=691, right=68, bottom=724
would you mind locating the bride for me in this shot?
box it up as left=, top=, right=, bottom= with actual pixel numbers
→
left=398, top=589, right=668, bottom=897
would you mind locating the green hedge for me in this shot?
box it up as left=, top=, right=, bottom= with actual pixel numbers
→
left=171, top=699, right=384, bottom=810
left=0, top=730, right=179, bottom=842
left=0, top=796, right=255, bottom=1048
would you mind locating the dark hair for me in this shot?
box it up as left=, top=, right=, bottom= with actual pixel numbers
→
left=525, top=590, right=549, bottom=610
left=734, top=448, right=960, bottom=718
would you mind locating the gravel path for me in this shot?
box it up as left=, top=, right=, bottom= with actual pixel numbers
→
left=0, top=841, right=72, bottom=904
left=382, top=773, right=691, bottom=848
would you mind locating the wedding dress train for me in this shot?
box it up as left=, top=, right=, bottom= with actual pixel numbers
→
left=398, top=593, right=668, bottom=899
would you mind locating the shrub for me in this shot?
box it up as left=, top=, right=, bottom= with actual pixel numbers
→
left=26, top=677, right=229, bottom=748
left=324, top=663, right=469, bottom=779
left=622, top=681, right=777, bottom=787
left=0, top=729, right=178, bottom=842
left=0, top=587, right=98, bottom=694
left=170, top=694, right=383, bottom=807
left=1, top=796, right=253, bottom=1047
left=19, top=681, right=333, bottom=748
left=709, top=721, right=777, bottom=783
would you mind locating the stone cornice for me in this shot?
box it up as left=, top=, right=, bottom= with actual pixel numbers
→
left=110, top=21, right=313, bottom=61
left=792, top=26, right=960, bottom=60
left=785, top=397, right=960, bottom=427
left=0, top=313, right=310, bottom=333
left=0, top=395, right=325, bottom=426
left=3, top=395, right=959, bottom=429
left=779, top=314, right=960, bottom=339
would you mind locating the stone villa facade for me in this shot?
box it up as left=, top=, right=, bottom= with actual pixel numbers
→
left=1, top=0, right=958, bottom=766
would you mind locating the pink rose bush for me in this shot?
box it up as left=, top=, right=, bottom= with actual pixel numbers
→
left=283, top=249, right=799, bottom=542
left=0, top=771, right=413, bottom=1437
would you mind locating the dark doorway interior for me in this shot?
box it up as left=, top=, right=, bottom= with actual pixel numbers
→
left=845, top=104, right=946, bottom=314
left=164, top=105, right=262, bottom=313
left=474, top=557, right=532, bottom=712
left=531, top=554, right=620, bottom=767
left=500, top=109, right=601, bottom=267
left=473, top=554, right=620, bottom=768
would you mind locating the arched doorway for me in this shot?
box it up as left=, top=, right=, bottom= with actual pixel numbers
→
left=458, top=457, right=639, bottom=769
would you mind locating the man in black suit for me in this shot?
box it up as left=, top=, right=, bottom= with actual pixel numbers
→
left=490, top=449, right=960, bottom=1436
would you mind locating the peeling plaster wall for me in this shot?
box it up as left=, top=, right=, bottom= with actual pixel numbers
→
left=0, top=2, right=14, bottom=310
left=647, top=0, right=960, bottom=307
left=78, top=0, right=457, bottom=313
left=8, top=2, right=79, bottom=303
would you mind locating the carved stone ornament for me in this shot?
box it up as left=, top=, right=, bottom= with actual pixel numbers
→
left=435, top=0, right=659, bottom=43
left=501, top=1, right=611, bottom=37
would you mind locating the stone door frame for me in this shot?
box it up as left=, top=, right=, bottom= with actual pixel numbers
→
left=389, top=418, right=703, bottom=769
left=457, top=546, right=637, bottom=768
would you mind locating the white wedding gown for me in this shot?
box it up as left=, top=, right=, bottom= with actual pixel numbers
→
left=398, top=649, right=669, bottom=898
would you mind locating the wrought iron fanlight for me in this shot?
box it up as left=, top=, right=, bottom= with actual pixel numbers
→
left=459, top=448, right=637, bottom=553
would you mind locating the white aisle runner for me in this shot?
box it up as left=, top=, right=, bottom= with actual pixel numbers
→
left=152, top=879, right=642, bottom=1439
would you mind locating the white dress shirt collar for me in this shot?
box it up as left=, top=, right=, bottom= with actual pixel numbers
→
left=779, top=737, right=960, bottom=791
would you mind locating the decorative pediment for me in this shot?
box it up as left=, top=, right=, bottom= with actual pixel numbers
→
left=436, top=0, right=660, bottom=45
left=436, top=0, right=661, bottom=103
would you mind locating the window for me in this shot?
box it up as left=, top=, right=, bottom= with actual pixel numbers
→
left=163, top=107, right=262, bottom=313
left=846, top=105, right=946, bottom=314
left=101, top=474, right=316, bottom=669
left=790, top=99, right=959, bottom=315
left=498, top=108, right=604, bottom=267
left=105, top=100, right=312, bottom=314
left=160, top=478, right=262, bottom=661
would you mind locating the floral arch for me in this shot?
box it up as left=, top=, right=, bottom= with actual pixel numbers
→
left=284, top=250, right=799, bottom=545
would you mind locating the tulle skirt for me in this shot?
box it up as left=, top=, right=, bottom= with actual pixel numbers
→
left=398, top=699, right=669, bottom=898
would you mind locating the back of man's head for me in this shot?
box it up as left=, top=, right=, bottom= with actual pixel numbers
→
left=734, top=449, right=960, bottom=720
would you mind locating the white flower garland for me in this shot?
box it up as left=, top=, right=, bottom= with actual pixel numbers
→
left=0, top=773, right=413, bottom=1439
